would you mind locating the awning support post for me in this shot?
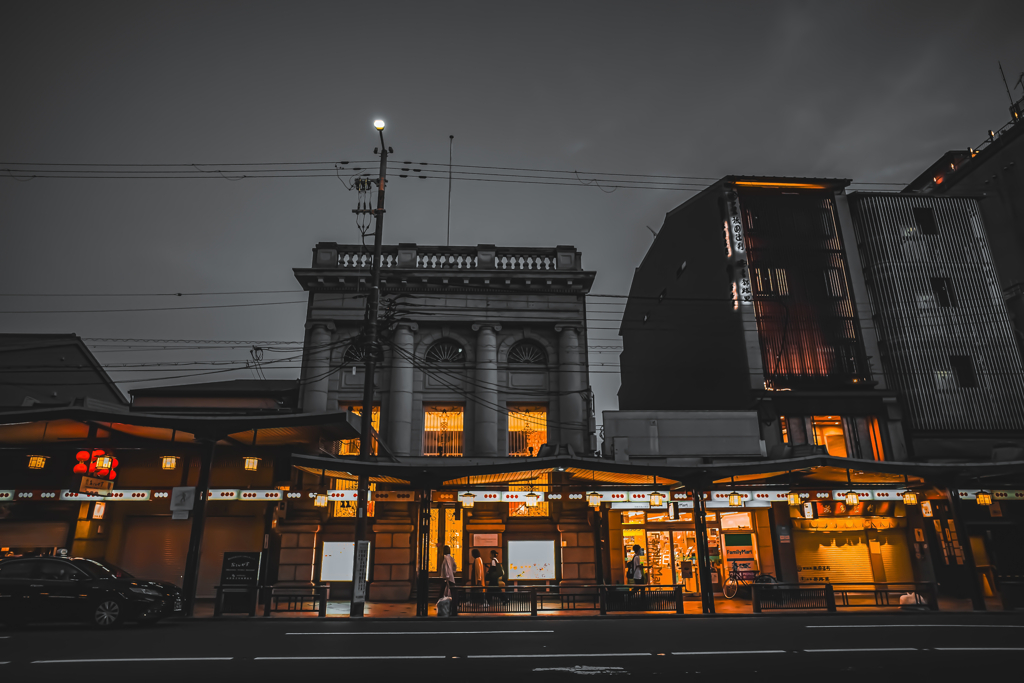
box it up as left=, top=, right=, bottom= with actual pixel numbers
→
left=416, top=488, right=432, bottom=617
left=182, top=439, right=216, bottom=617
left=946, top=487, right=987, bottom=611
left=691, top=487, right=716, bottom=614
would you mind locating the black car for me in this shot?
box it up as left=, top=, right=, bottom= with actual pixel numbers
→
left=0, top=556, right=183, bottom=627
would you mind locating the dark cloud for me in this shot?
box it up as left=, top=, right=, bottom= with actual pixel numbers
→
left=2, top=0, right=1022, bottom=417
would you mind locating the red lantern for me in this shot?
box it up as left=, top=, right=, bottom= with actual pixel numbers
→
left=110, top=458, right=119, bottom=469
left=108, top=470, right=117, bottom=481
left=89, top=461, right=97, bottom=473
left=75, top=450, right=91, bottom=462
left=96, top=469, right=109, bottom=478
left=92, top=449, right=105, bottom=458
left=73, top=462, right=88, bottom=474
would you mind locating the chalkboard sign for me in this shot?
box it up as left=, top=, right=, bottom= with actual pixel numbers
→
left=220, top=552, right=261, bottom=586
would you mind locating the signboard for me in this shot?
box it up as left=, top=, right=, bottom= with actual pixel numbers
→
left=350, top=540, right=371, bottom=618
left=80, top=476, right=113, bottom=496
left=321, top=542, right=370, bottom=582
left=170, top=487, right=196, bottom=511
left=920, top=500, right=933, bottom=518
left=220, top=552, right=261, bottom=586
left=473, top=533, right=499, bottom=547
left=507, top=540, right=556, bottom=580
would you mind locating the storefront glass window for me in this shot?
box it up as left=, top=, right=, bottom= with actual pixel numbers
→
left=330, top=478, right=375, bottom=518
left=423, top=406, right=464, bottom=456
left=508, top=406, right=547, bottom=456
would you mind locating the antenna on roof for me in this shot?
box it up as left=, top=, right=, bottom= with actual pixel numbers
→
left=999, top=61, right=1015, bottom=106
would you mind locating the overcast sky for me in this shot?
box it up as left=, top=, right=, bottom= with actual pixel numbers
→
left=2, top=0, right=1022, bottom=423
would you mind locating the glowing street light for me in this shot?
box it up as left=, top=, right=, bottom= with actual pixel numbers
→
left=373, top=119, right=385, bottom=131
left=460, top=492, right=476, bottom=508
left=161, top=455, right=178, bottom=471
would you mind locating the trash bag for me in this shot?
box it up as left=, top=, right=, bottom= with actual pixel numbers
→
left=436, top=595, right=452, bottom=617
left=899, top=592, right=926, bottom=610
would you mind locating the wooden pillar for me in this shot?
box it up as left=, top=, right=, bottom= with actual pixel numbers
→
left=947, top=488, right=986, bottom=611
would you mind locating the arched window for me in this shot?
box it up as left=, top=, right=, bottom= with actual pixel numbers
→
left=508, top=340, right=546, bottom=365
left=343, top=344, right=366, bottom=363
left=425, top=339, right=465, bottom=363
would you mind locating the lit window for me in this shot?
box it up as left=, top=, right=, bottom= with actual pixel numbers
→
left=780, top=416, right=789, bottom=443
left=508, top=406, right=547, bottom=456
left=331, top=478, right=375, bottom=518
left=424, top=406, right=464, bottom=457
left=510, top=475, right=549, bottom=517
left=337, top=405, right=380, bottom=456
left=427, top=507, right=462, bottom=574
left=811, top=415, right=847, bottom=457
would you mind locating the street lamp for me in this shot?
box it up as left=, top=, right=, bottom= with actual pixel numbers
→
left=460, top=492, right=476, bottom=508
left=243, top=456, right=260, bottom=472
left=787, top=492, right=802, bottom=507
left=374, top=119, right=385, bottom=131
left=587, top=491, right=601, bottom=509
left=314, top=493, right=328, bottom=508
left=901, top=475, right=918, bottom=506
left=161, top=455, right=178, bottom=471
left=525, top=492, right=540, bottom=508
left=727, top=477, right=743, bottom=507
left=27, top=455, right=48, bottom=470
left=976, top=489, right=993, bottom=506
left=844, top=469, right=859, bottom=507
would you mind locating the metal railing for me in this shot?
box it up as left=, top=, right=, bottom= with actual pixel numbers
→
left=753, top=582, right=939, bottom=612
left=452, top=586, right=537, bottom=615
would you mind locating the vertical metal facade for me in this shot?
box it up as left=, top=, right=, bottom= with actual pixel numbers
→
left=850, top=194, right=1024, bottom=431
left=738, top=190, right=867, bottom=388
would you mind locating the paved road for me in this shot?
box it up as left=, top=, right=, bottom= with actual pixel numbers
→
left=3, top=613, right=1023, bottom=679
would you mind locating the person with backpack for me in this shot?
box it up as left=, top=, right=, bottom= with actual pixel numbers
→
left=626, top=544, right=646, bottom=585
left=486, top=549, right=504, bottom=605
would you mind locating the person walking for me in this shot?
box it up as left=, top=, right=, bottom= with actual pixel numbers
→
left=626, top=544, right=646, bottom=589
left=471, top=548, right=487, bottom=607
left=440, top=545, right=457, bottom=615
left=486, top=549, right=504, bottom=606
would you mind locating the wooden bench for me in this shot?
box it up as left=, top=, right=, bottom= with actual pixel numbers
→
left=261, top=584, right=330, bottom=617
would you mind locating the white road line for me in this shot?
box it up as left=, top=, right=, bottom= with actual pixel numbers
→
left=933, top=651, right=1024, bottom=655
left=807, top=624, right=1024, bottom=629
left=256, top=656, right=446, bottom=660
left=804, top=648, right=917, bottom=653
left=34, top=658, right=234, bottom=664
left=286, top=630, right=555, bottom=636
left=673, top=650, right=786, bottom=656
left=468, top=653, right=653, bottom=659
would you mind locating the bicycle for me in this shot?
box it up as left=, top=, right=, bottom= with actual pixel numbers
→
left=722, top=560, right=777, bottom=599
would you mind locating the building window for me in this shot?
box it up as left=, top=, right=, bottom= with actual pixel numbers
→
left=508, top=406, right=547, bottom=456
left=337, top=405, right=380, bottom=455
left=823, top=268, right=846, bottom=299
left=331, top=478, right=375, bottom=518
left=811, top=415, right=847, bottom=457
left=423, top=406, right=464, bottom=456
left=950, top=355, right=978, bottom=388
left=509, top=474, right=550, bottom=517
left=913, top=207, right=938, bottom=235
left=508, top=340, right=547, bottom=365
left=426, top=339, right=465, bottom=363
left=780, top=416, right=789, bottom=443
left=753, top=267, right=789, bottom=297
left=343, top=344, right=366, bottom=363
left=931, top=277, right=957, bottom=307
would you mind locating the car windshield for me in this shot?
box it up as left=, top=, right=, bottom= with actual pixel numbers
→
left=71, top=559, right=134, bottom=579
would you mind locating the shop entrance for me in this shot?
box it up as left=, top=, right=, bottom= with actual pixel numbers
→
left=427, top=505, right=463, bottom=576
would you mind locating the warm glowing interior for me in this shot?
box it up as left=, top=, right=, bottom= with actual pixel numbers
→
left=338, top=405, right=380, bottom=455
left=508, top=407, right=547, bottom=456
left=424, top=406, right=464, bottom=457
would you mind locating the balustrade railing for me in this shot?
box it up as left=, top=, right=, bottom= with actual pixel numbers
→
left=314, top=243, right=579, bottom=271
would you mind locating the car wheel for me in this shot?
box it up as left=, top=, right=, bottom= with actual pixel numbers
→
left=92, top=598, right=126, bottom=628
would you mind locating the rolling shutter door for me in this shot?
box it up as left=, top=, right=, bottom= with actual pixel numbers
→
left=876, top=529, right=913, bottom=583
left=120, top=517, right=189, bottom=586
left=794, top=530, right=874, bottom=584
left=0, top=521, right=69, bottom=549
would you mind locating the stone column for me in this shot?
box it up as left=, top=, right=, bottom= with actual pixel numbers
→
left=302, top=323, right=333, bottom=413
left=473, top=324, right=500, bottom=457
left=557, top=325, right=586, bottom=452
left=387, top=323, right=416, bottom=457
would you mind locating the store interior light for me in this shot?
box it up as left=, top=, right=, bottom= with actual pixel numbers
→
left=901, top=475, right=918, bottom=506
left=587, top=491, right=602, bottom=508
left=243, top=456, right=260, bottom=472
left=727, top=476, right=743, bottom=507
left=787, top=492, right=802, bottom=507
left=27, top=455, right=48, bottom=470
left=460, top=492, right=476, bottom=508
left=649, top=492, right=664, bottom=507
left=976, top=489, right=993, bottom=506
left=525, top=492, right=539, bottom=508
left=161, top=455, right=178, bottom=471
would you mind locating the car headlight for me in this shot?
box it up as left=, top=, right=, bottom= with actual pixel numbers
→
left=129, top=586, right=163, bottom=597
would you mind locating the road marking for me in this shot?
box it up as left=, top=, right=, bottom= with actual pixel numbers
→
left=256, top=656, right=446, bottom=660
left=937, top=651, right=1024, bottom=655
left=807, top=624, right=1024, bottom=629
left=34, top=658, right=234, bottom=664
left=468, top=653, right=652, bottom=659
left=672, top=651, right=786, bottom=656
left=804, top=648, right=917, bottom=653
left=286, top=630, right=555, bottom=636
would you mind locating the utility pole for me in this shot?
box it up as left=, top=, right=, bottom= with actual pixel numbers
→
left=351, top=119, right=390, bottom=618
